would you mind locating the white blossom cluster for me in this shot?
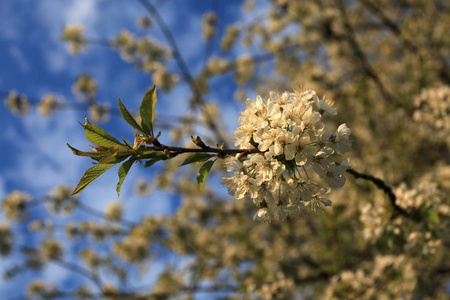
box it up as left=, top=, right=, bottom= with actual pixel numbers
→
left=413, top=85, right=450, bottom=145
left=221, top=90, right=351, bottom=221
left=323, top=255, right=416, bottom=299
left=38, top=94, right=59, bottom=117
left=394, top=180, right=449, bottom=217
left=61, top=24, right=86, bottom=55
left=5, top=91, right=30, bottom=116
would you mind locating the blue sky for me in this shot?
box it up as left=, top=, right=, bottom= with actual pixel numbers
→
left=0, top=0, right=255, bottom=203
left=0, top=0, right=273, bottom=297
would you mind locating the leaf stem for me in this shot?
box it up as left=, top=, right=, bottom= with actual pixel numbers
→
left=144, top=143, right=262, bottom=157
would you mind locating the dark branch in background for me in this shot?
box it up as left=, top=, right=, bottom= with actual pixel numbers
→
left=6, top=284, right=241, bottom=300
left=360, top=0, right=419, bottom=53
left=15, top=244, right=103, bottom=290
left=346, top=168, right=409, bottom=218
left=21, top=195, right=137, bottom=229
left=76, top=201, right=138, bottom=228
left=360, top=0, right=450, bottom=85
left=84, top=37, right=112, bottom=47
left=0, top=90, right=192, bottom=130
left=335, top=0, right=397, bottom=104
left=136, top=0, right=228, bottom=145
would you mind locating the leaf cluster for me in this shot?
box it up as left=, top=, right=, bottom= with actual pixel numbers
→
left=68, top=86, right=159, bottom=196
left=68, top=86, right=217, bottom=196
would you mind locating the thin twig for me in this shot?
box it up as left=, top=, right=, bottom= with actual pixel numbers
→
left=346, top=168, right=409, bottom=218
left=145, top=142, right=260, bottom=157
left=85, top=37, right=112, bottom=47
left=15, top=244, right=103, bottom=290
left=77, top=201, right=138, bottom=228
left=335, top=0, right=397, bottom=104
left=1, top=89, right=191, bottom=130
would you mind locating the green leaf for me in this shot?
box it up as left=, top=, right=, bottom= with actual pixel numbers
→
left=180, top=153, right=216, bottom=166
left=98, top=154, right=128, bottom=164
left=118, top=97, right=144, bottom=132
left=122, top=137, right=133, bottom=149
left=72, top=163, right=115, bottom=195
left=139, top=85, right=157, bottom=136
left=145, top=152, right=169, bottom=159
left=144, top=158, right=163, bottom=168
left=425, top=209, right=439, bottom=230
left=139, top=150, right=170, bottom=160
left=116, top=158, right=135, bottom=196
left=196, top=160, right=215, bottom=190
left=67, top=143, right=104, bottom=161
left=81, top=121, right=123, bottom=147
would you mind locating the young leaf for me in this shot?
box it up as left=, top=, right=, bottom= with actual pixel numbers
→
left=180, top=153, right=216, bottom=166
left=122, top=137, right=133, bottom=149
left=139, top=85, right=157, bottom=136
left=141, top=151, right=170, bottom=160
left=144, top=158, right=163, bottom=168
left=116, top=158, right=135, bottom=196
left=81, top=121, right=123, bottom=147
left=118, top=97, right=144, bottom=132
left=196, top=160, right=215, bottom=190
left=72, top=163, right=115, bottom=195
left=98, top=154, right=128, bottom=164
left=67, top=143, right=104, bottom=160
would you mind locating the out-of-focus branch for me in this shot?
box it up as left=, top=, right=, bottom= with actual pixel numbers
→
left=360, top=0, right=418, bottom=52
left=346, top=168, right=409, bottom=218
left=1, top=90, right=192, bottom=130
left=84, top=37, right=112, bottom=47
left=136, top=0, right=227, bottom=145
left=335, top=0, right=397, bottom=104
left=76, top=201, right=138, bottom=228
left=15, top=244, right=103, bottom=290
left=360, top=0, right=450, bottom=85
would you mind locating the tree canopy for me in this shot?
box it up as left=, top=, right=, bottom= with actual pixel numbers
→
left=1, top=0, right=449, bottom=299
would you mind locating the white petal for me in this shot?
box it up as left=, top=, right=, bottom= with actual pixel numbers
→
left=284, top=144, right=296, bottom=160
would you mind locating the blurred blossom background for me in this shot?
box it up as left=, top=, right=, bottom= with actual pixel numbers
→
left=0, top=0, right=449, bottom=299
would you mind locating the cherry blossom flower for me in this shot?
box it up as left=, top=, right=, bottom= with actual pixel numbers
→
left=222, top=89, right=351, bottom=221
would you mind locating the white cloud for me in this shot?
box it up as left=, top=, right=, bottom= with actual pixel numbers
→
left=63, top=0, right=98, bottom=27
left=34, top=0, right=98, bottom=74
left=7, top=110, right=86, bottom=194
left=36, top=0, right=100, bottom=36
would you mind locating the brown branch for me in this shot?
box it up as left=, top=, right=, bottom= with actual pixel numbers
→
left=145, top=142, right=261, bottom=157
left=346, top=168, right=409, bottom=218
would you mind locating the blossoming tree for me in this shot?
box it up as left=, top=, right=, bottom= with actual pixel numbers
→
left=2, top=0, right=449, bottom=299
